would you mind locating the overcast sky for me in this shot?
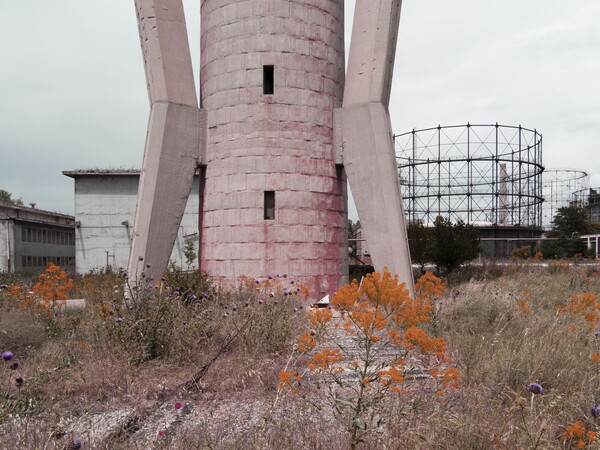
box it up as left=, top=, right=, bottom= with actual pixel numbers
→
left=1, top=1, right=599, bottom=218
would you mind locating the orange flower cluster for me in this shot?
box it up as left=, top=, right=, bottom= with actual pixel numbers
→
left=278, top=370, right=301, bottom=390
left=33, top=263, right=73, bottom=302
left=560, top=420, right=597, bottom=448
left=308, top=348, right=344, bottom=373
left=402, top=326, right=446, bottom=357
left=379, top=364, right=406, bottom=393
left=297, top=331, right=318, bottom=353
left=280, top=269, right=459, bottom=398
left=308, top=307, right=333, bottom=327
left=5, top=284, right=21, bottom=297
left=557, top=292, right=600, bottom=330
left=17, top=263, right=75, bottom=315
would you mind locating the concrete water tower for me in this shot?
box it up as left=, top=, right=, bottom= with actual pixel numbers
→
left=129, top=0, right=413, bottom=299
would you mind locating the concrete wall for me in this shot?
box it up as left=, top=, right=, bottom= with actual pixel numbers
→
left=199, top=0, right=348, bottom=299
left=72, top=174, right=199, bottom=274
left=0, top=220, right=9, bottom=272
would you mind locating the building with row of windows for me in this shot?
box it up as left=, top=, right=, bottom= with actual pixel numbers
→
left=0, top=203, right=76, bottom=273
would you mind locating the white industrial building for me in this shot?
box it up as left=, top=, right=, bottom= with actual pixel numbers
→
left=63, top=170, right=199, bottom=274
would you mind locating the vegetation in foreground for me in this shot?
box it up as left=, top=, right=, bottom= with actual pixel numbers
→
left=0, top=260, right=600, bottom=448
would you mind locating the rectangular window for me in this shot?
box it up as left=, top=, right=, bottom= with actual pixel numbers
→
left=263, top=65, right=274, bottom=95
left=264, top=191, right=275, bottom=220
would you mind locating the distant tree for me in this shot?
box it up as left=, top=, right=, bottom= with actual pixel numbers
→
left=348, top=219, right=361, bottom=237
left=183, top=241, right=197, bottom=269
left=429, top=217, right=480, bottom=275
left=407, top=222, right=432, bottom=274
left=0, top=189, right=23, bottom=206
left=407, top=218, right=480, bottom=275
left=348, top=219, right=361, bottom=256
left=511, top=245, right=532, bottom=260
left=541, top=206, right=591, bottom=258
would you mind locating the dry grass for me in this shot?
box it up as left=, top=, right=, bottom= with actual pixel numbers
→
left=1, top=262, right=600, bottom=448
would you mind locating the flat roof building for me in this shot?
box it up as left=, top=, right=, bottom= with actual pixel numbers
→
left=0, top=202, right=76, bottom=273
left=63, top=170, right=199, bottom=274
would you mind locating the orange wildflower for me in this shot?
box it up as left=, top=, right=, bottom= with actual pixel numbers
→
left=402, top=326, right=446, bottom=357
left=560, top=420, right=597, bottom=448
left=308, top=348, right=344, bottom=373
left=278, top=370, right=300, bottom=390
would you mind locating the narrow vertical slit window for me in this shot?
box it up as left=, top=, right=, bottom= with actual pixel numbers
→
left=263, top=65, right=274, bottom=95
left=264, top=191, right=275, bottom=220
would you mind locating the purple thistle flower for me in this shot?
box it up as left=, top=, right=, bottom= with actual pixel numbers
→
left=2, top=351, right=14, bottom=361
left=161, top=277, right=166, bottom=282
left=138, top=256, right=144, bottom=261
left=232, top=306, right=237, bottom=311
left=293, top=308, right=298, bottom=312
left=255, top=279, right=260, bottom=284
left=146, top=263, right=151, bottom=268
left=258, top=300, right=263, bottom=304
left=190, top=295, right=197, bottom=301
left=182, top=321, right=187, bottom=325
left=15, top=376, right=24, bottom=386
left=9, top=361, right=19, bottom=370
left=528, top=383, right=543, bottom=394
left=203, top=293, right=209, bottom=298
left=268, top=275, right=272, bottom=279
left=592, top=405, right=599, bottom=417
left=117, top=317, right=123, bottom=323
left=70, top=438, right=82, bottom=450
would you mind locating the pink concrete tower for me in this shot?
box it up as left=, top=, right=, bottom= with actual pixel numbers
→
left=199, top=1, right=347, bottom=297
left=129, top=0, right=414, bottom=300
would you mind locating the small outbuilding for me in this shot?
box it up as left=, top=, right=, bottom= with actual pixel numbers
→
left=63, top=170, right=199, bottom=274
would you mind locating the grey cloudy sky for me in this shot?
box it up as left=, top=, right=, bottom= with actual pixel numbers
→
left=1, top=1, right=599, bottom=218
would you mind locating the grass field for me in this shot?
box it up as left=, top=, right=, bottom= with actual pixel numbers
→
left=1, top=260, right=599, bottom=449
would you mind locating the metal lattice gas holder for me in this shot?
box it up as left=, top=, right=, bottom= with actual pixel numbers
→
left=395, top=124, right=544, bottom=228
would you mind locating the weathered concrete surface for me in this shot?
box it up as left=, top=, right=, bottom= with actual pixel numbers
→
left=337, top=0, right=414, bottom=294
left=135, top=0, right=197, bottom=106
left=336, top=104, right=413, bottom=292
left=129, top=0, right=206, bottom=283
left=128, top=102, right=202, bottom=280
left=199, top=0, right=348, bottom=299
left=343, top=0, right=402, bottom=107
left=129, top=0, right=412, bottom=299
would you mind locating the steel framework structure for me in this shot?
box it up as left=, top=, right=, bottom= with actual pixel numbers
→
left=542, top=169, right=589, bottom=228
left=395, top=124, right=544, bottom=228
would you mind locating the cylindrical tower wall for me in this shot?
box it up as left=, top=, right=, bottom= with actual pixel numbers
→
left=200, top=0, right=347, bottom=299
